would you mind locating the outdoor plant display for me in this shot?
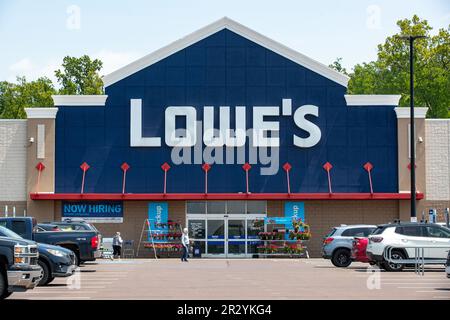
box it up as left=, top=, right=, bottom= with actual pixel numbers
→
left=258, top=231, right=285, bottom=240
left=289, top=219, right=311, bottom=241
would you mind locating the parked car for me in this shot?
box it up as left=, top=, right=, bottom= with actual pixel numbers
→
left=367, top=222, right=450, bottom=272
left=0, top=217, right=102, bottom=266
left=322, top=224, right=377, bottom=267
left=44, top=220, right=99, bottom=232
left=0, top=226, right=76, bottom=286
left=35, top=224, right=61, bottom=232
left=0, top=233, right=42, bottom=299
left=446, top=250, right=450, bottom=279
left=351, top=237, right=371, bottom=263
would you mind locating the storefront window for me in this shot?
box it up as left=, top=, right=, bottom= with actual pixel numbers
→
left=207, top=220, right=224, bottom=239
left=207, top=201, right=226, bottom=214
left=247, top=219, right=265, bottom=239
left=188, top=220, right=205, bottom=240
left=228, top=219, right=245, bottom=239
left=247, top=201, right=267, bottom=214
left=187, top=201, right=206, bottom=214
left=226, top=201, right=245, bottom=214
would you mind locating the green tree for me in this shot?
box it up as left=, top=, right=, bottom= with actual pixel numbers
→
left=329, top=57, right=349, bottom=76
left=0, top=77, right=55, bottom=119
left=347, top=15, right=450, bottom=118
left=55, top=55, right=104, bottom=95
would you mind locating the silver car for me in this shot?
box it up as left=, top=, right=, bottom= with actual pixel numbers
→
left=446, top=250, right=450, bottom=279
left=322, top=224, right=377, bottom=267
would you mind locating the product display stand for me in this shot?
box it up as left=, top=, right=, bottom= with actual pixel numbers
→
left=136, top=219, right=183, bottom=258
left=256, top=219, right=311, bottom=259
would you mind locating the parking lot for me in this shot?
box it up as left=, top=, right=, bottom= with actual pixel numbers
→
left=7, top=258, right=450, bottom=300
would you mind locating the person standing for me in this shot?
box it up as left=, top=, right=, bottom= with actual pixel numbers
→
left=112, top=231, right=123, bottom=259
left=181, top=228, right=189, bottom=262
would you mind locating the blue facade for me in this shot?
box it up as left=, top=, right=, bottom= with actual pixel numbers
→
left=55, top=29, right=398, bottom=194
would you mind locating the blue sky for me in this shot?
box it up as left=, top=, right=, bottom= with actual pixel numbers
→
left=0, top=0, right=448, bottom=84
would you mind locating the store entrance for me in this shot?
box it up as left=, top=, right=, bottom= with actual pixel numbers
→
left=186, top=200, right=267, bottom=258
left=190, top=215, right=265, bottom=258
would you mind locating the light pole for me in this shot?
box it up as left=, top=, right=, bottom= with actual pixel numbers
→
left=400, top=35, right=426, bottom=222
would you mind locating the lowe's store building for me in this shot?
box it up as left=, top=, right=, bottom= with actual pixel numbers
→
left=1, top=18, right=449, bottom=258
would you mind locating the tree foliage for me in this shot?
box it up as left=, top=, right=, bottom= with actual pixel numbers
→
left=0, top=77, right=55, bottom=119
left=55, top=55, right=104, bottom=95
left=328, top=57, right=349, bottom=76
left=0, top=55, right=104, bottom=119
left=346, top=15, right=450, bottom=118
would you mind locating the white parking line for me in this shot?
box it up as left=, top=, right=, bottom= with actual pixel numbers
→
left=24, top=296, right=92, bottom=300
left=383, top=282, right=449, bottom=285
left=397, top=287, right=450, bottom=289
left=18, top=291, right=98, bottom=295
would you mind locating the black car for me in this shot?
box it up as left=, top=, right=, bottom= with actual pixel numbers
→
left=45, top=220, right=98, bottom=232
left=35, top=224, right=62, bottom=232
left=0, top=226, right=76, bottom=286
left=0, top=234, right=41, bottom=299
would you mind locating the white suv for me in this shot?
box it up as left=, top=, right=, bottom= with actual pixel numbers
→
left=366, top=223, right=450, bottom=271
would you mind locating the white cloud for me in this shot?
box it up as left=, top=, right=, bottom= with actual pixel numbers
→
left=92, top=50, right=142, bottom=77
left=7, top=57, right=60, bottom=84
left=6, top=50, right=141, bottom=85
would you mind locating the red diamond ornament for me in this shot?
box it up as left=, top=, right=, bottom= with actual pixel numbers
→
left=282, top=162, right=292, bottom=172
left=121, top=162, right=130, bottom=172
left=36, top=162, right=46, bottom=171
left=202, top=163, right=211, bottom=172
left=363, top=162, right=373, bottom=172
left=242, top=163, right=252, bottom=171
left=323, top=162, right=333, bottom=171
left=161, top=162, right=171, bottom=172
left=80, top=162, right=90, bottom=172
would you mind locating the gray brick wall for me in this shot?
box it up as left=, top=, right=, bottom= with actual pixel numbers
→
left=425, top=120, right=450, bottom=201
left=0, top=120, right=27, bottom=202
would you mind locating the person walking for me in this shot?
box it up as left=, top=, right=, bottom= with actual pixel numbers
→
left=181, top=228, right=189, bottom=262
left=112, top=231, right=123, bottom=259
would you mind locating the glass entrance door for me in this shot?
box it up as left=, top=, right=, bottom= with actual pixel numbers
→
left=205, top=216, right=262, bottom=257
left=207, top=219, right=225, bottom=255
left=227, top=219, right=246, bottom=256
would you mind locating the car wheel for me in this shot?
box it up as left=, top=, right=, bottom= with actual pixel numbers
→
left=383, top=250, right=406, bottom=272
left=0, top=271, right=12, bottom=299
left=331, top=248, right=352, bottom=267
left=71, top=251, right=80, bottom=266
left=46, top=276, right=55, bottom=285
left=37, top=260, right=51, bottom=286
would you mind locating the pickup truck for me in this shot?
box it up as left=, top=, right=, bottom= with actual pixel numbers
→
left=0, top=234, right=42, bottom=299
left=0, top=217, right=101, bottom=266
left=0, top=226, right=76, bottom=286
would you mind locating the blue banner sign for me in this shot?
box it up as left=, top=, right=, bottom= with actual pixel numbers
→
left=284, top=202, right=305, bottom=223
left=148, top=202, right=169, bottom=242
left=62, top=201, right=123, bottom=223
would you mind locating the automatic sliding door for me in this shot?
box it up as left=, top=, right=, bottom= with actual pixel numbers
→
left=227, top=219, right=246, bottom=255
left=207, top=219, right=225, bottom=255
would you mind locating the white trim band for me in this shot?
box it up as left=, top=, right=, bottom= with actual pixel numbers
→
left=25, top=108, right=59, bottom=119
left=102, top=17, right=350, bottom=88
left=52, top=95, right=108, bottom=106
left=345, top=95, right=401, bottom=106
left=394, top=107, right=428, bottom=119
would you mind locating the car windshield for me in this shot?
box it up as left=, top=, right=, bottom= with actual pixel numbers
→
left=0, top=225, right=23, bottom=239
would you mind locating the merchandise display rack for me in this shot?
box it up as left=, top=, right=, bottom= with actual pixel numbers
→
left=255, top=219, right=311, bottom=258
left=137, top=219, right=183, bottom=258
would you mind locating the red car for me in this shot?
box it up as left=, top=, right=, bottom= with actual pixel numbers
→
left=351, top=237, right=370, bottom=263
